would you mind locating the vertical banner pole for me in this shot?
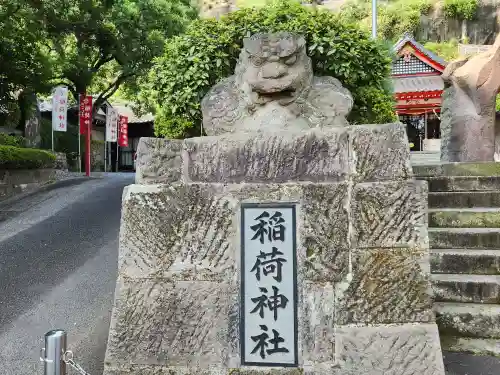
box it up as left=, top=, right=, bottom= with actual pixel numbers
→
left=85, top=116, right=91, bottom=177
left=78, top=132, right=81, bottom=173
left=372, top=0, right=377, bottom=39
left=78, top=94, right=82, bottom=173
left=116, top=144, right=120, bottom=172
left=51, top=86, right=68, bottom=152
left=104, top=141, right=107, bottom=172
left=79, top=93, right=92, bottom=177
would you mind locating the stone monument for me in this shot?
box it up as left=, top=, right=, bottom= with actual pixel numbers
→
left=440, top=32, right=500, bottom=162
left=104, top=32, right=445, bottom=375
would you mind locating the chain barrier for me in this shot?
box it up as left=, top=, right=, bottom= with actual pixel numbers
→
left=63, top=351, right=92, bottom=375
left=40, top=329, right=91, bottom=375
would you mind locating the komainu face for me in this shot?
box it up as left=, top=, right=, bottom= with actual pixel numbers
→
left=201, top=32, right=354, bottom=135
left=235, top=32, right=313, bottom=107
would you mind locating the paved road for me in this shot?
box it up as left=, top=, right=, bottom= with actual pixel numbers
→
left=0, top=172, right=499, bottom=375
left=0, top=173, right=133, bottom=375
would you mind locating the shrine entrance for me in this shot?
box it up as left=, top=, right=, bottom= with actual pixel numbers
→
left=391, top=33, right=447, bottom=154
left=399, top=111, right=441, bottom=151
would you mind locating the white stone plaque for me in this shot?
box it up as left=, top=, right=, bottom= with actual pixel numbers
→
left=241, top=204, right=298, bottom=367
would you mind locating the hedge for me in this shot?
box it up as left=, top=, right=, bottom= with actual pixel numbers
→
left=142, top=0, right=397, bottom=139
left=0, top=145, right=56, bottom=170
left=0, top=133, right=27, bottom=148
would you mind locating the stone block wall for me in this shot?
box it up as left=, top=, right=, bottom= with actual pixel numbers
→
left=104, top=123, right=445, bottom=375
left=0, top=169, right=56, bottom=202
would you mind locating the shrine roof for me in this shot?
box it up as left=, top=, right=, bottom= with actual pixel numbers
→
left=393, top=32, right=447, bottom=68
left=393, top=76, right=444, bottom=93
left=111, top=102, right=155, bottom=124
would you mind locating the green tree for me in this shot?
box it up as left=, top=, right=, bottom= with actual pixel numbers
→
left=0, top=2, right=53, bottom=128
left=443, top=0, right=478, bottom=20
left=138, top=0, right=396, bottom=139
left=443, top=0, right=479, bottom=42
left=338, top=0, right=433, bottom=42
left=32, top=0, right=197, bottom=112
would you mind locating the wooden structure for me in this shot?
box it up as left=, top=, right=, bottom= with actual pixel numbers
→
left=392, top=33, right=448, bottom=152
left=39, top=98, right=155, bottom=171
left=112, top=102, right=154, bottom=171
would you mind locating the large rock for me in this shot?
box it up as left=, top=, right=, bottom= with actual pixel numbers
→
left=440, top=32, right=500, bottom=162
left=104, top=32, right=444, bottom=375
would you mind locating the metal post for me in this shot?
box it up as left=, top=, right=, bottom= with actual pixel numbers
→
left=104, top=141, right=107, bottom=172
left=85, top=116, right=91, bottom=177
left=116, top=144, right=119, bottom=172
left=424, top=111, right=428, bottom=149
left=372, top=0, right=377, bottom=39
left=78, top=132, right=81, bottom=173
left=51, top=127, right=54, bottom=152
left=41, top=329, right=67, bottom=375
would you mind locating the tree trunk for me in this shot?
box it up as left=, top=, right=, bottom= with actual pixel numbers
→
left=18, top=92, right=42, bottom=148
left=461, top=19, right=468, bottom=43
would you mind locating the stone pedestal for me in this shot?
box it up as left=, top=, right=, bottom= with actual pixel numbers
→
left=104, top=123, right=445, bottom=375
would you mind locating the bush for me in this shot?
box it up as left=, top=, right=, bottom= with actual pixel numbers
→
left=377, top=0, right=432, bottom=41
left=0, top=133, right=27, bottom=148
left=0, top=145, right=56, bottom=169
left=139, top=0, right=396, bottom=138
left=443, top=0, right=479, bottom=20
left=424, top=39, right=460, bottom=62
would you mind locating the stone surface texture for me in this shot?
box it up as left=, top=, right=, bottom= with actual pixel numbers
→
left=135, top=123, right=412, bottom=185
left=105, top=32, right=444, bottom=375
left=0, top=168, right=56, bottom=202
left=440, top=32, right=500, bottom=162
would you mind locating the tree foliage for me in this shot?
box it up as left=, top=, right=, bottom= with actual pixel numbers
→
left=443, top=0, right=479, bottom=20
left=0, top=2, right=53, bottom=127
left=138, top=0, right=396, bottom=139
left=27, top=0, right=196, bottom=109
left=339, top=0, right=433, bottom=41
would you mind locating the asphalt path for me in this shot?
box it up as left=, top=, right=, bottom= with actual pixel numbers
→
left=0, top=172, right=499, bottom=375
left=0, top=173, right=133, bottom=375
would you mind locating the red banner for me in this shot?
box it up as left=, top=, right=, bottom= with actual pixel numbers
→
left=79, top=95, right=93, bottom=135
left=118, top=115, right=129, bottom=147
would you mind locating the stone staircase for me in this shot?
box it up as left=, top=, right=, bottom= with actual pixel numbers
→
left=415, top=166, right=500, bottom=356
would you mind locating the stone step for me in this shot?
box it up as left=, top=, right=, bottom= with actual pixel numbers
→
left=413, top=162, right=500, bottom=177
left=440, top=336, right=500, bottom=356
left=429, top=228, right=500, bottom=249
left=422, top=176, right=500, bottom=192
left=428, top=191, right=500, bottom=208
left=431, top=274, right=500, bottom=304
left=434, top=302, right=500, bottom=339
left=428, top=208, right=500, bottom=228
left=431, top=249, right=500, bottom=275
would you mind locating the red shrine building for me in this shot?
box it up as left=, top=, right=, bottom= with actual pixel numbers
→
left=392, top=33, right=447, bottom=152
